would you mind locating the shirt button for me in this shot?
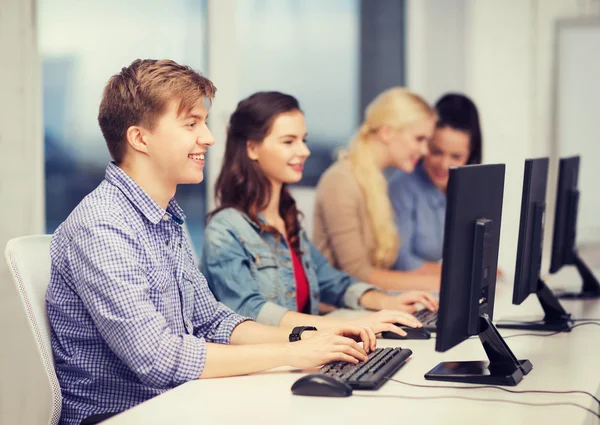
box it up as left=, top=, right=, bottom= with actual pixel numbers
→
left=166, top=240, right=170, bottom=246
left=162, top=214, right=169, bottom=221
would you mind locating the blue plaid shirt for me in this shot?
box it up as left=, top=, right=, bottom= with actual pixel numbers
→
left=46, top=163, right=248, bottom=425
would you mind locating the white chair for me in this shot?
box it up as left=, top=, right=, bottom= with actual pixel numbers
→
left=5, top=235, right=61, bottom=425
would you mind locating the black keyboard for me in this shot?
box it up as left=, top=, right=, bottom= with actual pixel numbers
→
left=319, top=347, right=412, bottom=390
left=414, top=308, right=438, bottom=331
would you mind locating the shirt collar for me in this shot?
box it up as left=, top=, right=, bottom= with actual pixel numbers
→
left=104, top=162, right=186, bottom=225
left=239, top=211, right=306, bottom=246
left=238, top=211, right=267, bottom=229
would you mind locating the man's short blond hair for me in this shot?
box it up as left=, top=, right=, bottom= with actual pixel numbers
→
left=98, top=59, right=216, bottom=164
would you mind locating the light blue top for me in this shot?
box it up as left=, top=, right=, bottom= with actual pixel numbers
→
left=388, top=163, right=446, bottom=271
left=200, top=208, right=376, bottom=326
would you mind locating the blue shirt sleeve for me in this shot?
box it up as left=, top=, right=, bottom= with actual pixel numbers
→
left=306, top=238, right=376, bottom=309
left=389, top=175, right=426, bottom=271
left=200, top=221, right=290, bottom=326
left=66, top=220, right=207, bottom=388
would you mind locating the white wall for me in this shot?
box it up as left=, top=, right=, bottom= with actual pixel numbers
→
left=206, top=0, right=238, bottom=212
left=467, top=0, right=600, bottom=274
left=0, top=1, right=46, bottom=424
left=464, top=0, right=537, bottom=276
left=407, top=0, right=600, bottom=275
left=554, top=19, right=600, bottom=244
left=406, top=0, right=467, bottom=103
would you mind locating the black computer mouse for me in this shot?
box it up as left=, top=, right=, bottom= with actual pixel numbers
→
left=291, top=373, right=353, bottom=397
left=381, top=325, right=431, bottom=340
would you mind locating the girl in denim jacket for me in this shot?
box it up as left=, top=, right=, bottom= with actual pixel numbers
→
left=200, top=92, right=438, bottom=337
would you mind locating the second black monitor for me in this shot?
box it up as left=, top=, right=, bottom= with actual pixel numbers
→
left=497, top=158, right=572, bottom=331
left=549, top=156, right=600, bottom=299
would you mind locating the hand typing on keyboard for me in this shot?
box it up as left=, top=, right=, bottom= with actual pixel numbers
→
left=285, top=325, right=378, bottom=369
left=291, top=347, right=414, bottom=396
left=347, top=310, right=422, bottom=338
left=348, top=291, right=439, bottom=338
left=359, top=289, right=439, bottom=313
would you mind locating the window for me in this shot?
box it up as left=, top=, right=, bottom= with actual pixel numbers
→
left=39, top=0, right=208, bottom=253
left=236, top=0, right=361, bottom=186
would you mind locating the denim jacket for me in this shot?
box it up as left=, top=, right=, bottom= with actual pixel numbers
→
left=200, top=208, right=375, bottom=326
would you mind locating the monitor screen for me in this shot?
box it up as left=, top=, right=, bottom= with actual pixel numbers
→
left=548, top=156, right=600, bottom=299
left=426, top=163, right=533, bottom=386
left=549, top=156, right=579, bottom=274
left=435, top=164, right=504, bottom=353
left=513, top=158, right=548, bottom=305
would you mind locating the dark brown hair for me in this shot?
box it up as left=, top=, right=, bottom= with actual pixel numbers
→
left=98, top=59, right=216, bottom=164
left=208, top=91, right=304, bottom=255
left=435, top=93, right=482, bottom=165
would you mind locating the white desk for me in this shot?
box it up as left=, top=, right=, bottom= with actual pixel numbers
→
left=105, top=268, right=600, bottom=425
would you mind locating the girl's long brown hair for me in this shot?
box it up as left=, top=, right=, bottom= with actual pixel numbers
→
left=207, top=91, right=304, bottom=255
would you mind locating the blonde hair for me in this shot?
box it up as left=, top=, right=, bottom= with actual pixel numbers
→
left=348, top=87, right=434, bottom=268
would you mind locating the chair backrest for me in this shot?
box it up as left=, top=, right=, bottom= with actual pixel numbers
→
left=5, top=235, right=61, bottom=425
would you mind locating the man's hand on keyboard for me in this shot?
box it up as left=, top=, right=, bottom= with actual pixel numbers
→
left=285, top=326, right=374, bottom=369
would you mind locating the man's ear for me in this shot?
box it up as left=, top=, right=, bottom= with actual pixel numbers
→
left=375, top=124, right=393, bottom=145
left=126, top=125, right=149, bottom=154
left=247, top=140, right=260, bottom=161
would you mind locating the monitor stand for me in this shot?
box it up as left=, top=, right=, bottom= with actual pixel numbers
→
left=556, top=251, right=600, bottom=300
left=497, top=278, right=573, bottom=331
left=425, top=314, right=533, bottom=386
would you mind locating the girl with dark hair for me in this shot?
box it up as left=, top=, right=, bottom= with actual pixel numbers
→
left=388, top=93, right=483, bottom=271
left=200, top=91, right=437, bottom=336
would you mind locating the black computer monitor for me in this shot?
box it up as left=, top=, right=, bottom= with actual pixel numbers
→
left=497, top=158, right=573, bottom=331
left=424, top=164, right=532, bottom=386
left=549, top=156, right=600, bottom=299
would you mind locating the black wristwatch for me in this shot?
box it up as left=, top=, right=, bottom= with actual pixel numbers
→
left=289, top=326, right=317, bottom=342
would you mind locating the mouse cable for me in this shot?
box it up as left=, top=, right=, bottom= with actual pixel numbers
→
left=430, top=322, right=600, bottom=342
left=353, top=393, right=600, bottom=419
left=502, top=322, right=600, bottom=339
left=387, top=378, right=599, bottom=406
left=497, top=319, right=600, bottom=324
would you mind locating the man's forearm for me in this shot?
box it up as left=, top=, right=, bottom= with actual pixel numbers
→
left=201, top=342, right=289, bottom=378
left=229, top=314, right=347, bottom=346
left=229, top=320, right=290, bottom=345
left=278, top=310, right=348, bottom=329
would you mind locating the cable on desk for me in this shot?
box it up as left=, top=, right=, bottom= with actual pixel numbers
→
left=497, top=319, right=600, bottom=324
left=353, top=394, right=600, bottom=419
left=502, top=322, right=600, bottom=339
left=388, top=378, right=600, bottom=406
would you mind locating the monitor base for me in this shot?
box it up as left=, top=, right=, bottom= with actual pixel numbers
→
left=497, top=319, right=572, bottom=332
left=556, top=252, right=600, bottom=300
left=499, top=278, right=573, bottom=331
left=426, top=315, right=532, bottom=387
left=425, top=359, right=533, bottom=386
